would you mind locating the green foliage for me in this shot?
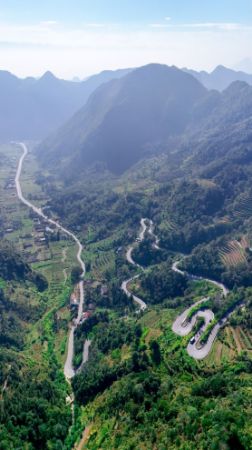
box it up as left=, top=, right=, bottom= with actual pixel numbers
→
left=0, top=240, right=48, bottom=290
left=140, top=260, right=188, bottom=304
left=70, top=266, right=82, bottom=284
left=132, top=238, right=168, bottom=266
left=184, top=242, right=252, bottom=289
left=149, top=339, right=161, bottom=365
left=80, top=353, right=252, bottom=450
left=0, top=351, right=71, bottom=450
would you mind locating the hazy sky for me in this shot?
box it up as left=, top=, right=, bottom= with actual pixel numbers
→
left=0, top=0, right=252, bottom=78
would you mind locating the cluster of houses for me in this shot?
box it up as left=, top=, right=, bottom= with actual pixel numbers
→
left=70, top=285, right=93, bottom=324
left=4, top=175, right=16, bottom=193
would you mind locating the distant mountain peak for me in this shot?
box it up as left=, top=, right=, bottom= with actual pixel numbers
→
left=39, top=71, right=58, bottom=82
left=0, top=65, right=134, bottom=141
left=183, top=65, right=252, bottom=91
left=212, top=65, right=228, bottom=73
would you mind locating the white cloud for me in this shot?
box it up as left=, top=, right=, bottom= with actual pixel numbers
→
left=149, top=21, right=251, bottom=32
left=84, top=23, right=107, bottom=28
left=40, top=20, right=58, bottom=26
left=149, top=23, right=170, bottom=28
left=179, top=22, right=252, bottom=31
left=0, top=20, right=252, bottom=78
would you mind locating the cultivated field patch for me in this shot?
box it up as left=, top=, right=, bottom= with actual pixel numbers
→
left=219, top=236, right=250, bottom=267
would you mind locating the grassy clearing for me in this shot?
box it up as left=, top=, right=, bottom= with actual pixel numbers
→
left=0, top=277, right=6, bottom=289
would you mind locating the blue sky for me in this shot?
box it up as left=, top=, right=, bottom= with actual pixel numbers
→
left=0, top=0, right=251, bottom=78
left=1, top=0, right=252, bottom=25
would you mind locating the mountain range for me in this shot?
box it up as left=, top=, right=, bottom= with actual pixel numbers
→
left=37, top=64, right=207, bottom=175
left=37, top=64, right=252, bottom=178
left=1, top=63, right=252, bottom=143
left=184, top=65, right=252, bottom=91
left=0, top=68, right=131, bottom=141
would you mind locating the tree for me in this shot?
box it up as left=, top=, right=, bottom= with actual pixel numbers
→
left=149, top=340, right=161, bottom=365
left=71, top=266, right=82, bottom=284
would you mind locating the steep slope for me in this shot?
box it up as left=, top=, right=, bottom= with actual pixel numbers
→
left=0, top=240, right=47, bottom=289
left=0, top=68, right=131, bottom=141
left=37, top=64, right=207, bottom=175
left=184, top=65, right=252, bottom=91
left=180, top=81, right=252, bottom=169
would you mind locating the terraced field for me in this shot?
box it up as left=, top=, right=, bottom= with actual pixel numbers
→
left=219, top=236, right=249, bottom=267
left=233, top=193, right=252, bottom=219
left=92, top=251, right=115, bottom=276
left=206, top=325, right=252, bottom=366
left=158, top=216, right=176, bottom=232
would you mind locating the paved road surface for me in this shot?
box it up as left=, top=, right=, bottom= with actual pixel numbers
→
left=172, top=298, right=210, bottom=336
left=172, top=260, right=229, bottom=297
left=15, top=142, right=86, bottom=379
left=123, top=218, right=232, bottom=360
left=121, top=275, right=147, bottom=311
left=171, top=260, right=232, bottom=358
left=121, top=219, right=148, bottom=311
left=148, top=219, right=160, bottom=249
left=139, top=217, right=148, bottom=240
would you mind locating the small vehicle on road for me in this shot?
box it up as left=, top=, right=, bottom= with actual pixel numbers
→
left=190, top=337, right=195, bottom=345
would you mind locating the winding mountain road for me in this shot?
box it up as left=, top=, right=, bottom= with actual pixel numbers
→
left=121, top=219, right=148, bottom=311
left=148, top=219, right=160, bottom=250
left=172, top=260, right=229, bottom=297
left=172, top=298, right=211, bottom=337
left=171, top=259, right=231, bottom=359
left=15, top=142, right=86, bottom=379
left=122, top=217, right=235, bottom=360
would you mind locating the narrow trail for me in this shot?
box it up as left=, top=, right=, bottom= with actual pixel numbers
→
left=63, top=269, right=68, bottom=283
left=62, top=248, right=68, bottom=283
left=15, top=142, right=86, bottom=379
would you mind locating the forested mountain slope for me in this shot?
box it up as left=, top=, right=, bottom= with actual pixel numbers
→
left=37, top=64, right=207, bottom=175
left=37, top=65, right=252, bottom=180
left=0, top=240, right=47, bottom=288
left=37, top=71, right=252, bottom=291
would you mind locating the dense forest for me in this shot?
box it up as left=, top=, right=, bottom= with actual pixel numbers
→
left=0, top=241, right=71, bottom=449
left=71, top=307, right=252, bottom=450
